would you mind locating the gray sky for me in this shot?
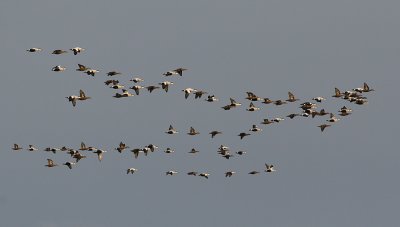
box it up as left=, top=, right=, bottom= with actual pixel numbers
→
left=1, top=0, right=399, bottom=226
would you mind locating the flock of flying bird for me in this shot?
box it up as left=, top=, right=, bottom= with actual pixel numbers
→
left=14, top=47, right=375, bottom=178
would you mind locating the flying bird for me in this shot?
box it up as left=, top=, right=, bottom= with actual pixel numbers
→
left=194, top=90, right=208, bottom=99
left=182, top=88, right=197, bottom=99
left=159, top=81, right=174, bottom=92
left=52, top=65, right=66, bottom=72
left=12, top=144, right=23, bottom=151
left=70, top=47, right=85, bottom=55
left=130, top=77, right=144, bottom=83
left=76, top=64, right=90, bottom=71
left=163, top=68, right=187, bottom=76
left=45, top=159, right=58, bottom=167
left=85, top=69, right=100, bottom=77
left=199, top=173, right=210, bottom=179
left=115, top=142, right=130, bottom=153
left=189, top=148, right=200, bottom=154
left=107, top=71, right=122, bottom=76
left=127, top=168, right=137, bottom=174
left=187, top=171, right=198, bottom=176
left=93, top=149, right=107, bottom=162
left=209, top=130, right=222, bottom=138
left=52, top=49, right=68, bottom=55
left=26, top=48, right=42, bottom=52
left=249, top=124, right=262, bottom=132
left=229, top=98, right=242, bottom=107
left=265, top=163, right=276, bottom=172
left=248, top=171, right=260, bottom=175
left=312, top=97, right=326, bottom=102
left=238, top=132, right=251, bottom=140
left=205, top=95, right=218, bottom=102
left=166, top=170, right=178, bottom=175
left=146, top=85, right=160, bottom=93
left=286, top=92, right=299, bottom=102
left=246, top=102, right=260, bottom=111
left=130, top=85, right=145, bottom=95
left=187, top=127, right=200, bottom=136
left=27, top=145, right=38, bottom=151
left=63, top=162, right=76, bottom=169
left=317, top=124, right=331, bottom=132
left=165, top=125, right=178, bottom=134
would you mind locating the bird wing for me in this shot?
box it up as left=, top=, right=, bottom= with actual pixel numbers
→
left=288, top=92, right=295, bottom=100
left=47, top=159, right=54, bottom=166
left=80, top=142, right=86, bottom=150
left=79, top=90, right=86, bottom=98
left=334, top=87, right=341, bottom=96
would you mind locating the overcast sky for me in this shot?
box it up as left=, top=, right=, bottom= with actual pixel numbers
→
left=1, top=0, right=399, bottom=226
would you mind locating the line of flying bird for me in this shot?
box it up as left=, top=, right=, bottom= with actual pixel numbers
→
left=19, top=46, right=375, bottom=176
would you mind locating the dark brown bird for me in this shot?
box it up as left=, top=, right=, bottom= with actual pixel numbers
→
left=45, top=159, right=58, bottom=167
left=317, top=124, right=331, bottom=132
left=238, top=132, right=251, bottom=140
left=225, top=171, right=236, bottom=177
left=52, top=49, right=68, bottom=55
left=146, top=85, right=160, bottom=93
left=12, top=143, right=23, bottom=151
left=248, top=171, right=260, bottom=175
left=107, top=71, right=122, bottom=76
left=286, top=91, right=299, bottom=102
left=115, top=142, right=129, bottom=153
left=209, top=130, right=222, bottom=138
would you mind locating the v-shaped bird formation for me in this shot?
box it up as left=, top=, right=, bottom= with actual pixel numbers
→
left=15, top=47, right=375, bottom=178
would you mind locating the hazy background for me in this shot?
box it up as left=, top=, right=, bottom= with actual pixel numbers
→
left=1, top=0, right=399, bottom=226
